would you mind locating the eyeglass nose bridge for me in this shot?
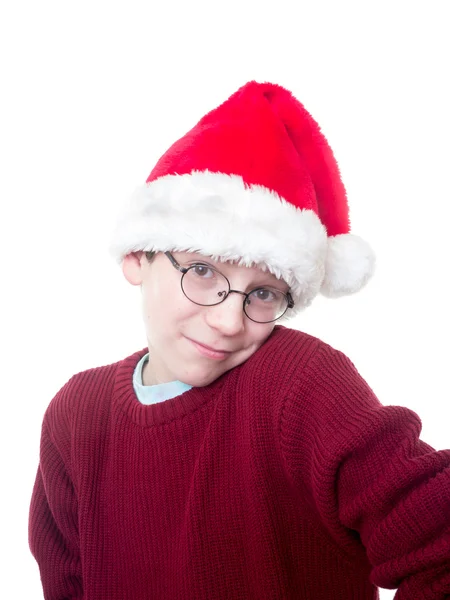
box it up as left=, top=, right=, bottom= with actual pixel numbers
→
left=217, top=288, right=250, bottom=305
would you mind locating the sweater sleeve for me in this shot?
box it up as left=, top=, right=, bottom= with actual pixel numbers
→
left=29, top=393, right=83, bottom=599
left=280, top=342, right=450, bottom=599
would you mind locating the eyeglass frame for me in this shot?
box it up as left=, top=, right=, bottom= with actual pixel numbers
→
left=160, top=251, right=295, bottom=324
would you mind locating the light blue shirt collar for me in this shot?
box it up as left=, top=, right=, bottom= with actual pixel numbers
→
left=133, top=353, right=193, bottom=405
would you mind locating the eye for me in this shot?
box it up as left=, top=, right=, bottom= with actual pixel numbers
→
left=191, top=264, right=215, bottom=278
left=249, top=288, right=278, bottom=303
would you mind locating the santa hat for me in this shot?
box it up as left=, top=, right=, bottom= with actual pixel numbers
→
left=110, top=80, right=375, bottom=320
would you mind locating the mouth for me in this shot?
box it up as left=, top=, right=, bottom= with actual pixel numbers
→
left=186, top=338, right=233, bottom=360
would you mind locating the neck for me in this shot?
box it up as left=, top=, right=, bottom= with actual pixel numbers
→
left=142, top=356, right=176, bottom=386
left=142, top=359, right=158, bottom=386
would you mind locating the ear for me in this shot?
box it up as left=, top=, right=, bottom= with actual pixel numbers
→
left=122, top=252, right=146, bottom=286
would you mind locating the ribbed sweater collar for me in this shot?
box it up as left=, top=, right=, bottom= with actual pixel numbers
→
left=112, top=325, right=298, bottom=427
left=112, top=347, right=226, bottom=427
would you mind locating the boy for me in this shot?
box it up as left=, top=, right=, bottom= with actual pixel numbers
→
left=29, top=81, right=450, bottom=599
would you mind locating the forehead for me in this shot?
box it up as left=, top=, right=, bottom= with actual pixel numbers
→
left=171, top=250, right=289, bottom=289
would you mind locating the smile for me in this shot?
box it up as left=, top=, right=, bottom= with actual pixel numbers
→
left=186, top=338, right=232, bottom=360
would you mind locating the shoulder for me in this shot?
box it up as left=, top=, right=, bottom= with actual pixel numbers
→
left=254, top=324, right=353, bottom=376
left=266, top=328, right=387, bottom=434
left=43, top=348, right=147, bottom=436
left=247, top=325, right=374, bottom=403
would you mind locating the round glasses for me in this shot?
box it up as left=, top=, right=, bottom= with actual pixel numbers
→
left=163, top=252, right=294, bottom=323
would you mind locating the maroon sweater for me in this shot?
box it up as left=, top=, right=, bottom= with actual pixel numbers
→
left=29, top=326, right=450, bottom=599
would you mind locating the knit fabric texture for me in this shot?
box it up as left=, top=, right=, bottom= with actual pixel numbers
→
left=29, top=326, right=450, bottom=599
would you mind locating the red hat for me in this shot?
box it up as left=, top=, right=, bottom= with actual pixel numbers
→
left=111, top=81, right=375, bottom=318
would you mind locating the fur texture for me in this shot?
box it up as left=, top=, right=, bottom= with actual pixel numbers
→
left=110, top=171, right=373, bottom=319
left=321, top=233, right=376, bottom=298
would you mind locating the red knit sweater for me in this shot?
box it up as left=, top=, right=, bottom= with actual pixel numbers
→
left=29, top=326, right=450, bottom=599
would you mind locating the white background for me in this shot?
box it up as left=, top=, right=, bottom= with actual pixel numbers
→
left=1, top=1, right=449, bottom=598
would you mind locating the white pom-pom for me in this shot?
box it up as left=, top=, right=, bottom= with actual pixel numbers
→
left=321, top=234, right=376, bottom=298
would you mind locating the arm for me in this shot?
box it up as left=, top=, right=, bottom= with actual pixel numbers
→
left=29, top=416, right=83, bottom=599
left=280, top=343, right=450, bottom=599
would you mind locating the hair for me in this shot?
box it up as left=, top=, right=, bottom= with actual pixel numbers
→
left=145, top=251, right=156, bottom=263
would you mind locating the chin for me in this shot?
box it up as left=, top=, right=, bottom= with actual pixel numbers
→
left=183, top=368, right=227, bottom=388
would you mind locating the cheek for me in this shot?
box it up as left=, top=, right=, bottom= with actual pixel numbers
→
left=246, top=324, right=275, bottom=352
left=141, top=285, right=168, bottom=338
left=142, top=284, right=197, bottom=332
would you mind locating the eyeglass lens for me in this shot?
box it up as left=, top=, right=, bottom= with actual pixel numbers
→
left=181, top=265, right=288, bottom=323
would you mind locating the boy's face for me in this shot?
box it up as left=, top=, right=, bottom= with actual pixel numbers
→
left=122, top=250, right=290, bottom=387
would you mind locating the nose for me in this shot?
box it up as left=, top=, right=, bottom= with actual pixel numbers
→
left=204, top=291, right=246, bottom=335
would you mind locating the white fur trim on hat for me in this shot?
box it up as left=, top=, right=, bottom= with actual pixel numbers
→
left=110, top=171, right=373, bottom=319
left=321, top=234, right=376, bottom=298
left=110, top=171, right=329, bottom=317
